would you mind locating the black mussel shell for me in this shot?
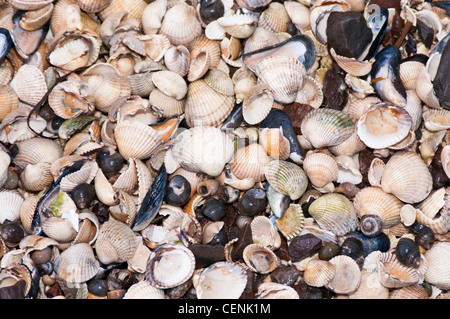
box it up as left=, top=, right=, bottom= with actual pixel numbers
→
left=199, top=0, right=225, bottom=25
left=326, top=11, right=373, bottom=59
left=220, top=103, right=243, bottom=132
left=0, top=28, right=13, bottom=63
left=433, top=36, right=450, bottom=109
left=96, top=146, right=124, bottom=178
left=360, top=7, right=389, bottom=60
left=395, top=237, right=421, bottom=269
left=70, top=183, right=96, bottom=209
left=218, top=185, right=240, bottom=204
left=188, top=244, right=226, bottom=269
left=360, top=214, right=383, bottom=237
left=87, top=279, right=108, bottom=297
left=236, top=188, right=268, bottom=216
left=11, top=10, right=49, bottom=59
left=318, top=242, right=340, bottom=261
left=288, top=233, right=322, bottom=262
left=345, top=231, right=390, bottom=257
left=164, top=175, right=191, bottom=207
left=409, top=221, right=435, bottom=250
left=340, top=237, right=364, bottom=267
left=201, top=197, right=227, bottom=221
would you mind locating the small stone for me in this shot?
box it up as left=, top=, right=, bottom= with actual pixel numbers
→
left=288, top=233, right=322, bottom=262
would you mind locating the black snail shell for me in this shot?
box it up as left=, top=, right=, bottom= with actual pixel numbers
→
left=217, top=185, right=240, bottom=204
left=71, top=183, right=96, bottom=209
left=360, top=214, right=383, bottom=237
left=346, top=231, right=390, bottom=257
left=236, top=188, right=268, bottom=216
left=87, top=279, right=108, bottom=297
left=395, top=237, right=421, bottom=269
left=164, top=175, right=192, bottom=207
left=201, top=197, right=227, bottom=221
left=409, top=221, right=435, bottom=250
left=318, top=242, right=340, bottom=261
left=0, top=222, right=25, bottom=247
left=96, top=146, right=124, bottom=179
left=340, top=237, right=365, bottom=267
left=199, top=0, right=225, bottom=25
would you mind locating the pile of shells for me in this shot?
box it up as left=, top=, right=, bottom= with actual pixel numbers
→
left=0, top=0, right=449, bottom=300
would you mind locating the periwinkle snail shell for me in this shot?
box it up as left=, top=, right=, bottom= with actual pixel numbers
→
left=71, top=183, right=96, bottom=209
left=237, top=188, right=268, bottom=216
left=319, top=242, right=340, bottom=261
left=201, top=197, right=227, bottom=221
left=360, top=214, right=383, bottom=237
left=340, top=237, right=365, bottom=267
left=395, top=237, right=422, bottom=269
left=96, top=146, right=124, bottom=178
left=409, top=221, right=435, bottom=250
left=164, top=175, right=192, bottom=207
left=199, top=0, right=225, bottom=25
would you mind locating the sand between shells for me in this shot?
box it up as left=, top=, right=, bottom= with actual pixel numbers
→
left=0, top=0, right=449, bottom=300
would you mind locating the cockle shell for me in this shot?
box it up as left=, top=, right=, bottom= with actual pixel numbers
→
left=376, top=251, right=423, bottom=288
left=0, top=190, right=24, bottom=224
left=264, top=160, right=308, bottom=200
left=229, top=143, right=270, bottom=182
left=250, top=215, right=282, bottom=250
left=256, top=282, right=299, bottom=299
left=217, top=13, right=258, bottom=39
left=423, top=242, right=450, bottom=290
left=303, top=258, right=336, bottom=288
left=54, top=243, right=99, bottom=283
left=13, top=137, right=62, bottom=169
left=160, top=4, right=202, bottom=46
left=123, top=280, right=165, bottom=299
left=302, top=151, right=338, bottom=188
left=259, top=127, right=290, bottom=160
left=349, top=269, right=390, bottom=299
left=275, top=203, right=305, bottom=240
left=326, top=255, right=361, bottom=294
left=242, top=243, right=279, bottom=274
left=10, top=64, right=47, bottom=106
left=242, top=83, right=274, bottom=125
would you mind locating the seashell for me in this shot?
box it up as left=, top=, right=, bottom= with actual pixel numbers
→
left=376, top=251, right=423, bottom=288
left=74, top=0, right=112, bottom=13
left=400, top=60, right=426, bottom=91
left=258, top=2, right=290, bottom=33
left=231, top=66, right=257, bottom=104
left=9, top=0, right=55, bottom=11
left=184, top=79, right=234, bottom=127
left=415, top=64, right=441, bottom=109
left=360, top=214, right=384, bottom=237
left=356, top=102, right=412, bottom=149
left=190, top=36, right=221, bottom=70
left=195, top=261, right=248, bottom=299
left=11, top=64, right=47, bottom=106
left=187, top=48, right=211, bottom=82
left=48, top=79, right=94, bottom=119
left=307, top=193, right=358, bottom=236
left=20, top=162, right=53, bottom=192
left=164, top=45, right=190, bottom=77
left=395, top=237, right=421, bottom=269
left=345, top=74, right=375, bottom=99
left=326, top=255, right=361, bottom=294
left=240, top=83, right=273, bottom=125
left=123, top=280, right=165, bottom=299
left=19, top=196, right=40, bottom=235
left=160, top=4, right=202, bottom=46
left=145, top=243, right=195, bottom=289
left=18, top=5, right=53, bottom=32
left=85, top=73, right=131, bottom=113
left=250, top=215, right=281, bottom=250
left=389, top=284, right=429, bottom=299
left=54, top=243, right=99, bottom=283
left=423, top=242, right=450, bottom=290
left=229, top=143, right=270, bottom=182
left=381, top=151, right=433, bottom=204
left=264, top=160, right=308, bottom=200
left=94, top=218, right=138, bottom=265
left=164, top=175, right=191, bottom=207
left=149, top=88, right=184, bottom=118
left=99, top=0, right=147, bottom=22
left=152, top=70, right=187, bottom=101
left=349, top=269, right=390, bottom=299
left=0, top=85, right=19, bottom=121
left=242, top=243, right=279, bottom=274
left=284, top=1, right=310, bottom=31
left=303, top=258, right=336, bottom=287
left=415, top=188, right=450, bottom=235
left=198, top=0, right=225, bottom=25
left=255, top=282, right=299, bottom=299
left=243, top=27, right=280, bottom=55
left=41, top=217, right=77, bottom=243
left=0, top=107, right=47, bottom=144
left=423, top=107, right=450, bottom=132
left=139, top=34, right=171, bottom=62
left=142, top=0, right=166, bottom=35
left=301, top=108, right=355, bottom=149
left=203, top=68, right=234, bottom=97
left=217, top=13, right=258, bottom=39
left=353, top=187, right=403, bottom=228
left=13, top=137, right=62, bottom=169
left=275, top=203, right=305, bottom=240
left=0, top=191, right=24, bottom=224
left=295, top=76, right=323, bottom=109
left=259, top=127, right=290, bottom=161
left=254, top=55, right=306, bottom=104
left=302, top=151, right=338, bottom=188
left=330, top=48, right=373, bottom=77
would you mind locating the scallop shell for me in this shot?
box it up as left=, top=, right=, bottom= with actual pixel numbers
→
left=307, top=193, right=358, bottom=236
left=94, top=218, right=138, bottom=265
left=123, top=280, right=165, bottom=299
left=250, top=215, right=282, bottom=250
left=0, top=191, right=24, bottom=224
left=376, top=251, right=423, bottom=288
left=275, top=203, right=305, bottom=240
left=326, top=255, right=361, bottom=294
left=303, top=151, right=338, bottom=188
left=255, top=55, right=306, bottom=104
left=301, top=108, right=355, bottom=149
left=229, top=143, right=270, bottom=182
left=54, top=243, right=99, bottom=283
left=381, top=151, right=433, bottom=204
left=264, top=160, right=308, bottom=200
left=160, top=4, right=202, bottom=46
left=356, top=103, right=412, bottom=149
left=303, top=258, right=336, bottom=288
left=423, top=242, right=450, bottom=290
left=353, top=187, right=403, bottom=228
left=242, top=243, right=279, bottom=274
left=242, top=83, right=274, bottom=125
left=196, top=261, right=248, bottom=299
left=13, top=137, right=62, bottom=169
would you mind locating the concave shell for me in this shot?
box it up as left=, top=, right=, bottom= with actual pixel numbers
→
left=258, top=2, right=290, bottom=33
left=145, top=243, right=195, bottom=289
left=8, top=0, right=55, bottom=10
left=256, top=282, right=299, bottom=299
left=123, top=280, right=165, bottom=299
left=164, top=45, right=190, bottom=77
left=349, top=269, right=390, bottom=299
left=353, top=187, right=403, bottom=228
left=195, top=261, right=248, bottom=299
left=242, top=83, right=274, bottom=125
left=0, top=150, right=10, bottom=188
left=114, top=120, right=162, bottom=160
left=400, top=60, right=426, bottom=91
left=99, top=0, right=147, bottom=21
left=284, top=1, right=311, bottom=31
left=302, top=151, right=338, bottom=188
left=13, top=137, right=62, bottom=169
left=229, top=143, right=270, bottom=182
left=170, top=126, right=234, bottom=177
left=243, top=27, right=280, bottom=54
left=48, top=79, right=94, bottom=119
left=330, top=48, right=373, bottom=77
left=259, top=127, right=290, bottom=160
left=295, top=75, right=324, bottom=109
left=275, top=204, right=305, bottom=240
left=326, top=255, right=361, bottom=294
left=307, top=193, right=358, bottom=236
left=376, top=251, right=423, bottom=288
left=149, top=89, right=184, bottom=118
left=389, top=284, right=429, bottom=299
left=301, top=108, right=355, bottom=149
left=217, top=13, right=258, bottom=39
left=303, top=258, right=336, bottom=288
left=0, top=84, right=19, bottom=121
left=94, top=218, right=138, bottom=265
left=423, top=108, right=450, bottom=132
left=190, top=35, right=221, bottom=70
left=356, top=103, right=412, bottom=149
left=264, top=160, right=308, bottom=200
left=85, top=73, right=131, bottom=113
left=184, top=79, right=235, bottom=127
left=11, top=64, right=47, bottom=106
left=250, top=215, right=281, bottom=250
left=54, top=243, right=99, bottom=283
left=423, top=242, right=450, bottom=290
left=187, top=48, right=211, bottom=82
left=160, top=4, right=202, bottom=46
left=152, top=70, right=187, bottom=101
left=41, top=217, right=77, bottom=243
left=0, top=191, right=24, bottom=224
left=242, top=243, right=279, bottom=274
left=254, top=55, right=306, bottom=104
left=381, top=151, right=433, bottom=204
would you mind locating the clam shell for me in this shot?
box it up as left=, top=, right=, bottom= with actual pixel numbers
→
left=164, top=45, right=190, bottom=77
left=295, top=75, right=324, bottom=109
left=307, top=193, right=358, bottom=236
left=353, top=187, right=403, bottom=228
left=302, top=151, right=338, bottom=188
left=140, top=34, right=171, bottom=62
left=123, top=280, right=165, bottom=299
left=13, top=137, right=62, bottom=169
left=187, top=48, right=211, bottom=82
left=376, top=251, right=422, bottom=288
left=196, top=261, right=248, bottom=299
left=381, top=151, right=433, bottom=204
left=326, top=255, right=361, bottom=294
left=11, top=64, right=47, bottom=106
left=229, top=143, right=270, bottom=182
left=284, top=1, right=311, bottom=31
left=141, top=0, right=166, bottom=35
left=243, top=27, right=280, bottom=54
left=258, top=2, right=290, bottom=33
left=328, top=128, right=366, bottom=157
left=149, top=88, right=184, bottom=118
left=203, top=68, right=235, bottom=97
left=232, top=66, right=257, bottom=104
left=9, top=0, right=55, bottom=10
left=242, top=243, right=279, bottom=274
left=85, top=73, right=131, bottom=113
left=256, top=282, right=299, bottom=299
left=356, top=103, right=412, bottom=149
left=0, top=190, right=24, bottom=224
left=217, top=13, right=258, bottom=39
left=0, top=150, right=10, bottom=188
left=99, top=0, right=147, bottom=21
left=145, top=243, right=195, bottom=289
left=303, top=258, right=336, bottom=288
left=349, top=269, right=390, bottom=299
left=301, top=108, right=355, bottom=149
left=250, top=215, right=282, bottom=250
left=160, top=4, right=202, bottom=46
left=54, top=243, right=99, bottom=283
left=19, top=196, right=40, bottom=234
left=389, top=284, right=429, bottom=299
left=416, top=187, right=450, bottom=235
left=264, top=160, right=308, bottom=200
left=259, top=127, right=290, bottom=160
left=242, top=83, right=274, bottom=125
left=400, top=60, right=425, bottom=91
left=190, top=35, right=221, bottom=69
left=403, top=90, right=423, bottom=132
left=275, top=203, right=305, bottom=240
left=423, top=242, right=450, bottom=290
left=0, top=85, right=19, bottom=121
left=94, top=218, right=138, bottom=265
left=255, top=55, right=306, bottom=104
left=20, top=162, right=54, bottom=192
left=152, top=70, right=187, bottom=101
left=41, top=217, right=78, bottom=243
left=423, top=107, right=450, bottom=132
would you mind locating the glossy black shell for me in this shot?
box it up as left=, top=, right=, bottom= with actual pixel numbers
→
left=395, top=237, right=421, bottom=269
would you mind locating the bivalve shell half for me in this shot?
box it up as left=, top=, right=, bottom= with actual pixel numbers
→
left=242, top=244, right=279, bottom=274
left=145, top=243, right=195, bottom=289
left=250, top=215, right=282, bottom=250
left=422, top=107, right=450, bottom=132
left=275, top=204, right=305, bottom=240
left=242, top=83, right=274, bottom=125
left=229, top=143, right=270, bottom=182
left=376, top=251, right=423, bottom=288
left=196, top=261, right=248, bottom=299
left=217, top=13, right=258, bottom=39
left=326, top=255, right=361, bottom=294
left=11, top=64, right=47, bottom=106
left=259, top=127, right=290, bottom=160
left=123, top=280, right=165, bottom=299
left=303, top=258, right=336, bottom=288
left=152, top=70, right=188, bottom=101
left=13, top=137, right=62, bottom=169
left=264, top=160, right=308, bottom=200
left=54, top=243, right=99, bottom=283
left=160, top=4, right=202, bottom=46
left=256, top=282, right=299, bottom=299
left=381, top=151, right=433, bottom=204
left=423, top=242, right=450, bottom=290
left=349, top=269, right=390, bottom=299
left=303, top=151, right=338, bottom=188
left=0, top=191, right=24, bottom=224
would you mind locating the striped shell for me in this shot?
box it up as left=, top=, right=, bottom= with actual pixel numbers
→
left=229, top=143, right=270, bottom=182
left=302, top=151, right=338, bottom=188
left=264, top=160, right=308, bottom=200
left=54, top=243, right=99, bottom=283
left=423, top=242, right=450, bottom=290
left=303, top=259, right=336, bottom=288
